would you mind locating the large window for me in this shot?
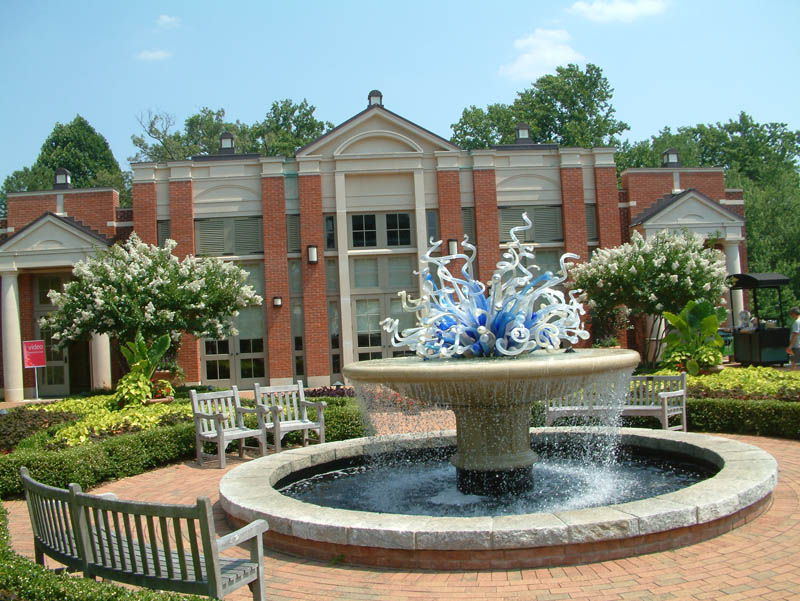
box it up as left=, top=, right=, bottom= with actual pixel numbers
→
left=195, top=217, right=263, bottom=256
left=350, top=255, right=415, bottom=291
left=499, top=206, right=563, bottom=243
left=349, top=212, right=414, bottom=249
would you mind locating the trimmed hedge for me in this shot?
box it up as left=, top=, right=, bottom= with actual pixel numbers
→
left=0, top=422, right=196, bottom=499
left=0, top=503, right=205, bottom=601
left=687, top=397, right=800, bottom=438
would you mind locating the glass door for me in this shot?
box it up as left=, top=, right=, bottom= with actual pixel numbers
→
left=36, top=328, right=70, bottom=397
left=353, top=296, right=415, bottom=361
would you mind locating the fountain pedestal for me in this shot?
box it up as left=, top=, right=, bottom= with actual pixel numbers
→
left=344, top=349, right=641, bottom=496
left=450, top=402, right=538, bottom=495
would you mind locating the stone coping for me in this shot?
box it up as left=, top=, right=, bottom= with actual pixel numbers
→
left=219, top=428, right=777, bottom=558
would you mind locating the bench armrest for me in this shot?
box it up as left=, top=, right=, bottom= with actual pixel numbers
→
left=237, top=406, right=268, bottom=416
left=193, top=411, right=225, bottom=422
left=216, top=519, right=269, bottom=552
left=658, top=390, right=686, bottom=405
left=300, top=399, right=327, bottom=409
left=95, top=492, right=118, bottom=500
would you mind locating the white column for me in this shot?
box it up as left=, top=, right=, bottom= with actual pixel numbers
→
left=335, top=172, right=354, bottom=368
left=413, top=169, right=427, bottom=290
left=90, top=332, right=112, bottom=390
left=724, top=241, right=744, bottom=326
left=1, top=271, right=24, bottom=402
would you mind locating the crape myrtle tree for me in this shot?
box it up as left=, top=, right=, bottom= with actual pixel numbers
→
left=39, top=234, right=263, bottom=370
left=569, top=230, right=728, bottom=367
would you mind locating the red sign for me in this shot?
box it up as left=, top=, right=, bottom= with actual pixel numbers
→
left=23, top=340, right=46, bottom=368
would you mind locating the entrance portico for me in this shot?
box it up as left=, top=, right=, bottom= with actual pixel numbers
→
left=0, top=213, right=113, bottom=400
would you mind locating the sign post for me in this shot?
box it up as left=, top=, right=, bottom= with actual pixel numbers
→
left=23, top=340, right=46, bottom=400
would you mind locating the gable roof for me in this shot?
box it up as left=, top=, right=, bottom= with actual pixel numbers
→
left=296, top=104, right=460, bottom=157
left=631, top=188, right=744, bottom=226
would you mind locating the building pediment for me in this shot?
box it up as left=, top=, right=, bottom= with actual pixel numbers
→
left=297, top=104, right=459, bottom=158
left=634, top=189, right=744, bottom=241
left=0, top=213, right=110, bottom=272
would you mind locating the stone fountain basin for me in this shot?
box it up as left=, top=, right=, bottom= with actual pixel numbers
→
left=219, top=428, right=778, bottom=570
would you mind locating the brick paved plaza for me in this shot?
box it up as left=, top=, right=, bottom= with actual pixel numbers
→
left=5, top=432, right=800, bottom=600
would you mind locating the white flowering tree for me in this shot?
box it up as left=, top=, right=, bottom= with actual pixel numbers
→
left=570, top=230, right=728, bottom=366
left=40, top=234, right=263, bottom=364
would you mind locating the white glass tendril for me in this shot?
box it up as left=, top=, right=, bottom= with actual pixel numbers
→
left=380, top=212, right=589, bottom=359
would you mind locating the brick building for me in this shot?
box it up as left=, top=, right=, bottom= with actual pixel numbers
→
left=0, top=92, right=746, bottom=400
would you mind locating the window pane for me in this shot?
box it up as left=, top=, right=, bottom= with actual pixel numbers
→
left=295, top=356, right=305, bottom=377
left=325, top=259, right=339, bottom=293
left=386, top=213, right=411, bottom=247
left=331, top=354, right=341, bottom=374
left=205, top=340, right=217, bottom=355
left=240, top=339, right=252, bottom=354
left=325, top=215, right=336, bottom=249
left=38, top=276, right=61, bottom=305
left=426, top=210, right=439, bottom=244
left=289, top=260, right=303, bottom=296
left=251, top=338, right=264, bottom=353
left=353, top=258, right=379, bottom=288
left=387, top=256, right=415, bottom=288
left=352, top=214, right=377, bottom=248
left=218, top=340, right=229, bottom=355
left=218, top=360, right=230, bottom=380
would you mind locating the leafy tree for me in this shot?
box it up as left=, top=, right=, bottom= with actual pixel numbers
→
left=130, top=100, right=333, bottom=162
left=1, top=115, right=131, bottom=213
left=451, top=63, right=629, bottom=148
left=39, top=234, right=263, bottom=352
left=570, top=230, right=728, bottom=367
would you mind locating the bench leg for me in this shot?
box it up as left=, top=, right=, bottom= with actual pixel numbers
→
left=273, top=424, right=281, bottom=453
left=195, top=433, right=204, bottom=465
left=249, top=532, right=266, bottom=601
left=302, top=429, right=308, bottom=446
left=218, top=432, right=226, bottom=469
left=319, top=426, right=325, bottom=445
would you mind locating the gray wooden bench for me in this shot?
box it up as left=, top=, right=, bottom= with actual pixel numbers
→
left=191, top=386, right=269, bottom=468
left=254, top=381, right=326, bottom=452
left=20, top=467, right=268, bottom=600
left=545, top=373, right=687, bottom=431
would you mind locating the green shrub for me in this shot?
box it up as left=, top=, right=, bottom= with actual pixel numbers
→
left=0, top=408, right=79, bottom=453
left=687, top=397, right=800, bottom=438
left=324, top=402, right=367, bottom=442
left=0, top=423, right=195, bottom=499
left=655, top=366, right=800, bottom=401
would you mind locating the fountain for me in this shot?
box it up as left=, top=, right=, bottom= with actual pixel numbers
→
left=220, top=216, right=778, bottom=569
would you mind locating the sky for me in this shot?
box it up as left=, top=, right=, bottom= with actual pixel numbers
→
left=1, top=0, right=798, bottom=183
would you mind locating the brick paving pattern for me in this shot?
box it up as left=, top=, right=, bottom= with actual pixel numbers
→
left=5, top=433, right=800, bottom=600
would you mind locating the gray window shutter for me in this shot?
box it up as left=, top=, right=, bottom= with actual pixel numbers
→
left=195, top=219, right=226, bottom=256
left=533, top=206, right=563, bottom=242
left=157, top=220, right=170, bottom=248
left=499, top=207, right=527, bottom=242
left=234, top=217, right=264, bottom=255
left=286, top=214, right=301, bottom=253
left=585, top=204, right=598, bottom=241
left=461, top=208, right=476, bottom=244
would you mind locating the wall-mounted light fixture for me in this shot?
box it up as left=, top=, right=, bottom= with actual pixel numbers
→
left=447, top=239, right=458, bottom=256
left=307, top=245, right=319, bottom=264
left=272, top=296, right=283, bottom=307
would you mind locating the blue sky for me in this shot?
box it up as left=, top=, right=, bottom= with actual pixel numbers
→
left=1, top=0, right=798, bottom=182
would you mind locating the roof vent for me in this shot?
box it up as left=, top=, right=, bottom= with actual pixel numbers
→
left=54, top=168, right=72, bottom=190
left=367, top=89, right=383, bottom=107
left=662, top=148, right=681, bottom=168
left=219, top=131, right=235, bottom=154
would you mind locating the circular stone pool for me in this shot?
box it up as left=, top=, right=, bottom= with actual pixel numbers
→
left=219, top=428, right=778, bottom=570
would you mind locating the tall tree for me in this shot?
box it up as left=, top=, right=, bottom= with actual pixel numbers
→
left=1, top=115, right=130, bottom=213
left=130, top=100, right=333, bottom=162
left=450, top=64, right=629, bottom=148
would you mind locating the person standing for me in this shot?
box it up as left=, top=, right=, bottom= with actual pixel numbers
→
left=788, top=307, right=800, bottom=370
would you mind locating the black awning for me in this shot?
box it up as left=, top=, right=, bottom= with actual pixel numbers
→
left=729, top=273, right=790, bottom=290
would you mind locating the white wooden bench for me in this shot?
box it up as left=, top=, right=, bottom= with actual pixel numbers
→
left=545, top=373, right=687, bottom=431
left=191, top=386, right=269, bottom=468
left=254, top=381, right=326, bottom=453
left=20, top=467, right=268, bottom=600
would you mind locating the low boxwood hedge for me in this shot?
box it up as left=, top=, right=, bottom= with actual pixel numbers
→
left=0, top=502, right=204, bottom=601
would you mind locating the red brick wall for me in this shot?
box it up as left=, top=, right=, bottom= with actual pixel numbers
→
left=472, top=169, right=500, bottom=283
left=7, top=195, right=57, bottom=232
left=593, top=166, right=622, bottom=250
left=63, top=190, right=119, bottom=238
left=19, top=274, right=34, bottom=390
left=133, top=182, right=157, bottom=245
left=169, top=181, right=194, bottom=258
left=679, top=172, right=725, bottom=201
left=298, top=175, right=329, bottom=380
left=168, top=181, right=199, bottom=382
left=262, top=176, right=293, bottom=380
left=621, top=172, right=675, bottom=221
left=560, top=167, right=588, bottom=259
left=436, top=170, right=463, bottom=274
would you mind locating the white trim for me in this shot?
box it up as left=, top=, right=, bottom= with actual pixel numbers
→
left=334, top=130, right=424, bottom=156
left=108, top=221, right=134, bottom=227
left=719, top=199, right=744, bottom=206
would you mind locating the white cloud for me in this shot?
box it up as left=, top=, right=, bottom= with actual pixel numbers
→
left=569, top=0, right=667, bottom=23
left=156, top=14, right=181, bottom=29
left=136, top=49, right=173, bottom=61
left=499, top=29, right=584, bottom=81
